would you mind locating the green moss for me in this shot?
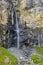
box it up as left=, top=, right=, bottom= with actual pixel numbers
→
left=0, top=46, right=18, bottom=65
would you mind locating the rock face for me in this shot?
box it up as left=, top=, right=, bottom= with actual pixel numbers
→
left=19, top=0, right=43, bottom=28
left=0, top=0, right=42, bottom=28
left=0, top=0, right=16, bottom=48
left=0, top=0, right=43, bottom=48
left=0, top=7, right=8, bottom=25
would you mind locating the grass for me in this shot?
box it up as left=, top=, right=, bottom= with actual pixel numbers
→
left=0, top=46, right=18, bottom=65
left=31, top=47, right=43, bottom=65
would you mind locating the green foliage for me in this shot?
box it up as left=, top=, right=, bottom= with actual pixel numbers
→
left=31, top=47, right=43, bottom=65
left=0, top=46, right=18, bottom=65
left=37, top=47, right=43, bottom=55
left=31, top=55, right=42, bottom=64
left=31, top=55, right=43, bottom=65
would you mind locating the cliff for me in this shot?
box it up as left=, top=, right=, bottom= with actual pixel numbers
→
left=0, top=0, right=43, bottom=28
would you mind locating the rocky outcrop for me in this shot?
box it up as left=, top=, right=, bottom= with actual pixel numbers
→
left=19, top=0, right=43, bottom=28
left=1, top=0, right=42, bottom=29
left=20, top=6, right=43, bottom=28
left=0, top=0, right=15, bottom=48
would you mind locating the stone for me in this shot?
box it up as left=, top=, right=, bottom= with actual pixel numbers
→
left=4, top=56, right=10, bottom=64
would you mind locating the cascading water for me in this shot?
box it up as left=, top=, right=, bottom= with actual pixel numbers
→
left=12, top=4, right=20, bottom=48
left=14, top=8, right=20, bottom=49
left=12, top=9, right=14, bottom=24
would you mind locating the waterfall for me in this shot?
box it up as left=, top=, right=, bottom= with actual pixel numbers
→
left=11, top=4, right=20, bottom=48
left=12, top=10, right=14, bottom=24
left=14, top=8, right=20, bottom=49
